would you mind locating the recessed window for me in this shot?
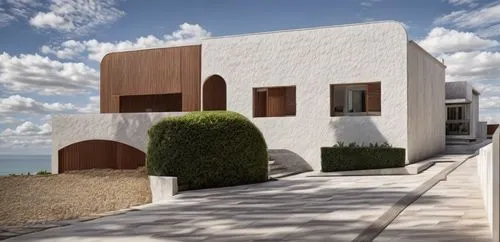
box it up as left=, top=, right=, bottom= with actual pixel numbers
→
left=253, top=86, right=296, bottom=117
left=330, top=82, right=381, bottom=116
left=119, top=93, right=182, bottom=113
left=446, top=104, right=470, bottom=135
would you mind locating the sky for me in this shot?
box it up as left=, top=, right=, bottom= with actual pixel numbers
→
left=0, top=0, right=499, bottom=155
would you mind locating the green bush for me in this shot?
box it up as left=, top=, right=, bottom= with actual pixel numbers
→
left=321, top=145, right=405, bottom=172
left=36, top=170, right=51, bottom=176
left=147, top=111, right=268, bottom=191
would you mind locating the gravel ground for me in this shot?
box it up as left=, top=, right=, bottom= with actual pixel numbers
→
left=0, top=168, right=150, bottom=226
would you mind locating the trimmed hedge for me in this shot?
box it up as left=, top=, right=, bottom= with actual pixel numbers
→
left=321, top=147, right=405, bottom=172
left=147, top=111, right=268, bottom=191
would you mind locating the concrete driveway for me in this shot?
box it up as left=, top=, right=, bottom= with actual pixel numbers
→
left=6, top=159, right=461, bottom=242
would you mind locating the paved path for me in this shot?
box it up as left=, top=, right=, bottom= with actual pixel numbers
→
left=6, top=154, right=490, bottom=241
left=375, top=157, right=492, bottom=241
left=7, top=162, right=452, bottom=241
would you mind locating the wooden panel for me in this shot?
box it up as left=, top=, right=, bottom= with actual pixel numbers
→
left=58, top=140, right=145, bottom=173
left=284, top=86, right=296, bottom=116
left=116, top=143, right=146, bottom=169
left=267, top=87, right=286, bottom=116
left=181, top=45, right=201, bottom=111
left=119, top=93, right=182, bottom=113
left=101, top=45, right=201, bottom=113
left=100, top=54, right=113, bottom=113
left=253, top=89, right=267, bottom=117
left=203, top=75, right=227, bottom=110
left=367, top=82, right=381, bottom=112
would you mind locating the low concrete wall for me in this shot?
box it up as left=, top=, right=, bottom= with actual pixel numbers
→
left=51, top=112, right=187, bottom=174
left=477, top=130, right=499, bottom=240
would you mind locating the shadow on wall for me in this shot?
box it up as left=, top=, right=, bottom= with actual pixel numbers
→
left=329, top=117, right=388, bottom=146
left=268, top=149, right=313, bottom=173
left=113, top=113, right=155, bottom=152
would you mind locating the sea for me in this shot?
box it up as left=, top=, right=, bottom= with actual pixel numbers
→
left=0, top=154, right=51, bottom=176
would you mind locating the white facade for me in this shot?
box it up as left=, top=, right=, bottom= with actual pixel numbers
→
left=407, top=42, right=447, bottom=162
left=202, top=21, right=446, bottom=170
left=51, top=21, right=447, bottom=173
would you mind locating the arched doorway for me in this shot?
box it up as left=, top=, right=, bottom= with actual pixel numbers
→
left=58, top=140, right=145, bottom=173
left=203, top=75, right=227, bottom=111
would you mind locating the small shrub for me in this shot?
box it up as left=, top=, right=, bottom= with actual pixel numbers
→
left=333, top=141, right=345, bottom=148
left=36, top=170, right=51, bottom=176
left=147, top=111, right=268, bottom=191
left=321, top=142, right=405, bottom=172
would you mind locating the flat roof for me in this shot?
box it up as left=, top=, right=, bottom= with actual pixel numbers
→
left=203, top=20, right=407, bottom=40
left=446, top=98, right=471, bottom=104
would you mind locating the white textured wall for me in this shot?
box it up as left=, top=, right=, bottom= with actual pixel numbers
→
left=407, top=42, right=446, bottom=162
left=445, top=81, right=470, bottom=101
left=477, top=130, right=499, bottom=240
left=472, top=93, right=480, bottom=139
left=478, top=121, right=488, bottom=140
left=202, top=21, right=409, bottom=170
left=51, top=113, right=186, bottom=174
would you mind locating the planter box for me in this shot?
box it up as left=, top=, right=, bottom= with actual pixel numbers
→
left=321, top=147, right=405, bottom=172
left=148, top=176, right=178, bottom=204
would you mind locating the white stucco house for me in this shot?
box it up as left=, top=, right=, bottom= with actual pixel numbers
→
left=52, top=21, right=447, bottom=173
left=445, top=81, right=487, bottom=142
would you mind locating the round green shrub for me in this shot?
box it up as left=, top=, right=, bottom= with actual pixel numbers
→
left=147, top=111, right=268, bottom=191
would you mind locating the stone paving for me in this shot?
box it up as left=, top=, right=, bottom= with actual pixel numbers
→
left=5, top=161, right=454, bottom=242
left=4, top=154, right=490, bottom=241
left=375, top=157, right=492, bottom=242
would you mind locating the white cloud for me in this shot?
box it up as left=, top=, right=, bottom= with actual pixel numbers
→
left=476, top=23, right=500, bottom=38
left=442, top=51, right=500, bottom=82
left=1, top=121, right=51, bottom=136
left=480, top=96, right=500, bottom=110
left=0, top=0, right=41, bottom=27
left=0, top=95, right=78, bottom=115
left=29, top=0, right=125, bottom=35
left=41, top=23, right=211, bottom=61
left=360, top=0, right=381, bottom=7
left=0, top=137, right=52, bottom=148
left=447, top=0, right=478, bottom=7
left=0, top=121, right=52, bottom=148
left=0, top=8, right=15, bottom=27
left=418, top=27, right=499, bottom=55
left=30, top=11, right=73, bottom=31
left=481, top=113, right=500, bottom=124
left=0, top=94, right=102, bottom=115
left=78, top=95, right=99, bottom=113
left=0, top=52, right=99, bottom=95
left=0, top=116, right=22, bottom=124
left=434, top=2, right=500, bottom=28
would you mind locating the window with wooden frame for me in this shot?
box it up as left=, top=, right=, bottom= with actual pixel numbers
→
left=253, top=86, right=296, bottom=117
left=330, top=82, right=381, bottom=116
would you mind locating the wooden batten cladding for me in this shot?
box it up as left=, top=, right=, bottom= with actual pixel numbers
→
left=100, top=45, right=201, bottom=113
left=58, top=140, right=145, bottom=173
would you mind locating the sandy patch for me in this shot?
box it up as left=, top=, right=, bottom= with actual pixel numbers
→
left=0, top=168, right=150, bottom=226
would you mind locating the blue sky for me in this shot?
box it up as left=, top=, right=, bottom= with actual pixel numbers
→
left=0, top=0, right=499, bottom=154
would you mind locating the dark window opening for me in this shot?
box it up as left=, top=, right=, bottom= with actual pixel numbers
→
left=119, top=93, right=182, bottom=113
